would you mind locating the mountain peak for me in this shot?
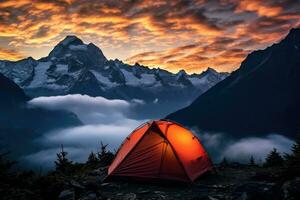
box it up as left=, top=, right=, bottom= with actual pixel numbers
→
left=205, top=67, right=217, bottom=73
left=47, top=35, right=107, bottom=65
left=60, top=35, right=84, bottom=46
left=177, top=69, right=187, bottom=76
left=175, top=69, right=193, bottom=86
left=198, top=67, right=218, bottom=77
left=287, top=28, right=300, bottom=37
left=283, top=27, right=300, bottom=44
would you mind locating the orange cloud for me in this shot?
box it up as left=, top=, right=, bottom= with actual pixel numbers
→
left=125, top=41, right=249, bottom=74
left=0, top=0, right=298, bottom=73
left=0, top=48, right=24, bottom=61
left=236, top=1, right=282, bottom=17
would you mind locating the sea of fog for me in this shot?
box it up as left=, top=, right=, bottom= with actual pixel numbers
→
left=17, top=94, right=294, bottom=171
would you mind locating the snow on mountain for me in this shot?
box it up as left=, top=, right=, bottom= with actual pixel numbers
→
left=0, top=36, right=229, bottom=104
left=27, top=62, right=51, bottom=88
left=188, top=67, right=229, bottom=92
left=0, top=57, right=36, bottom=86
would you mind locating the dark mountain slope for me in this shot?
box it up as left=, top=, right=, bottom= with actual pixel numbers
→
left=0, top=73, right=82, bottom=156
left=167, top=28, right=300, bottom=139
left=0, top=73, right=81, bottom=132
left=0, top=73, right=29, bottom=109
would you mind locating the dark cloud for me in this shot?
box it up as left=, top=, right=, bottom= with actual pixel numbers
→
left=31, top=25, right=50, bottom=39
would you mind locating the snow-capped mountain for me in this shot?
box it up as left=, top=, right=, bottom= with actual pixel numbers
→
left=0, top=36, right=229, bottom=104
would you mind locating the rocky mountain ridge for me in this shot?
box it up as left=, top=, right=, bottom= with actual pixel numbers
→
left=0, top=36, right=229, bottom=103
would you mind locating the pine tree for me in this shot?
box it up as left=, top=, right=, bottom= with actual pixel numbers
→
left=220, top=157, right=228, bottom=167
left=0, top=152, right=16, bottom=174
left=264, top=148, right=284, bottom=167
left=87, top=151, right=99, bottom=166
left=97, top=142, right=108, bottom=159
left=97, top=142, right=114, bottom=166
left=249, top=155, right=255, bottom=166
left=55, top=144, right=73, bottom=173
left=285, top=134, right=300, bottom=167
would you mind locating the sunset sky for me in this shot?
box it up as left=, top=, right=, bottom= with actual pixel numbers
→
left=0, top=0, right=299, bottom=73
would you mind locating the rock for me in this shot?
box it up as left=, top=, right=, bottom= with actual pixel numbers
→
left=211, top=184, right=226, bottom=189
left=123, top=193, right=137, bottom=200
left=69, top=180, right=85, bottom=189
left=87, top=167, right=107, bottom=182
left=153, top=191, right=166, bottom=200
left=138, top=190, right=150, bottom=195
left=88, top=167, right=107, bottom=176
left=233, top=182, right=276, bottom=200
left=100, top=182, right=120, bottom=191
left=100, top=183, right=110, bottom=187
left=59, top=189, right=75, bottom=200
left=78, top=192, right=98, bottom=200
left=83, top=176, right=102, bottom=190
left=281, top=177, right=300, bottom=200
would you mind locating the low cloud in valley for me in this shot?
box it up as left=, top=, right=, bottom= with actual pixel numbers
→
left=19, top=94, right=295, bottom=169
left=195, top=130, right=294, bottom=164
left=23, top=94, right=146, bottom=170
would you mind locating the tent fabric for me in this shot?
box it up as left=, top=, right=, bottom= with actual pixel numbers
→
left=107, top=120, right=213, bottom=182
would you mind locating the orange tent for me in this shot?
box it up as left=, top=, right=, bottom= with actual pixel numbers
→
left=107, top=120, right=213, bottom=182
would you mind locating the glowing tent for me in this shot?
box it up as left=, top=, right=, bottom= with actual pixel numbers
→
left=107, top=120, right=213, bottom=182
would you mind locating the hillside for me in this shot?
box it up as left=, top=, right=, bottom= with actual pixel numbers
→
left=167, top=28, right=300, bottom=139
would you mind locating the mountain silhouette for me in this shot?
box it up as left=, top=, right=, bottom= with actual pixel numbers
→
left=167, top=28, right=300, bottom=139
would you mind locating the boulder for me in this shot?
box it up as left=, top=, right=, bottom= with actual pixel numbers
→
left=123, top=193, right=137, bottom=200
left=58, top=189, right=75, bottom=200
left=69, top=180, right=85, bottom=190
left=281, top=177, right=300, bottom=200
left=82, top=176, right=102, bottom=190
left=233, top=182, right=277, bottom=200
left=78, top=192, right=98, bottom=200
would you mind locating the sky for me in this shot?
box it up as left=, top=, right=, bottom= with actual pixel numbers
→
left=0, top=0, right=299, bottom=73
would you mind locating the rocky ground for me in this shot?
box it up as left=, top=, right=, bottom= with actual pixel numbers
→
left=57, top=165, right=300, bottom=200
left=2, top=145, right=300, bottom=200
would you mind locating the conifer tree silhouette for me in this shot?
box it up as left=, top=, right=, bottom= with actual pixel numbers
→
left=264, top=148, right=284, bottom=167
left=55, top=144, right=73, bottom=173
left=285, top=133, right=300, bottom=167
left=87, top=151, right=99, bottom=166
left=249, top=155, right=255, bottom=166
